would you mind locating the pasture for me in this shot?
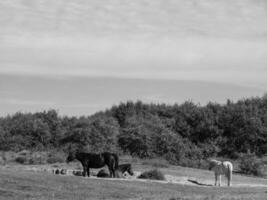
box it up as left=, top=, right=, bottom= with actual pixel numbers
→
left=1, top=161, right=267, bottom=200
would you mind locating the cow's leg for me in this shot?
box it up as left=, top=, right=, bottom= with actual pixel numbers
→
left=112, top=169, right=115, bottom=178
left=108, top=167, right=113, bottom=177
left=214, top=174, right=217, bottom=186
left=87, top=167, right=90, bottom=177
left=107, top=164, right=115, bottom=178
left=228, top=177, right=231, bottom=187
left=227, top=171, right=232, bottom=187
left=82, top=165, right=86, bottom=177
left=218, top=175, right=221, bottom=187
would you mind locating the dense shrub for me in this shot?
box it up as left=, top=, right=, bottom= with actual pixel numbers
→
left=1, top=95, right=267, bottom=167
left=142, top=158, right=169, bottom=168
left=28, top=152, right=47, bottom=164
left=46, top=151, right=66, bottom=164
left=239, top=154, right=265, bottom=176
left=15, top=150, right=30, bottom=164
left=13, top=151, right=49, bottom=165
left=138, top=169, right=165, bottom=180
left=18, top=150, right=31, bottom=156
left=15, top=156, right=27, bottom=164
left=0, top=157, right=5, bottom=165
left=1, top=151, right=16, bottom=163
left=163, top=137, right=204, bottom=168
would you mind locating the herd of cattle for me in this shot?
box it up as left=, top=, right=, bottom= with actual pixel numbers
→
left=46, top=154, right=234, bottom=187
left=51, top=163, right=134, bottom=179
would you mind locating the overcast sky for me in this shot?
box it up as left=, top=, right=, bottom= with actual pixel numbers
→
left=0, top=0, right=267, bottom=116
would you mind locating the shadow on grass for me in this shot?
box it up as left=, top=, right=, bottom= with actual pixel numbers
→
left=187, top=179, right=213, bottom=187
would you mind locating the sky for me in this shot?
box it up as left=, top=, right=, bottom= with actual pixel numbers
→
left=0, top=0, right=267, bottom=116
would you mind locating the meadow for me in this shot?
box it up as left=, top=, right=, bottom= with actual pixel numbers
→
left=1, top=160, right=267, bottom=200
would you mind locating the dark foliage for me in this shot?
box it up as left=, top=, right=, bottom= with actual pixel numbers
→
left=239, top=154, right=265, bottom=176
left=15, top=156, right=27, bottom=164
left=1, top=95, right=267, bottom=170
left=137, top=169, right=165, bottom=180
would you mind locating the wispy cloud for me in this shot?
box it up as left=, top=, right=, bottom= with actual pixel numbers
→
left=1, top=0, right=267, bottom=115
left=1, top=1, right=267, bottom=82
left=1, top=36, right=267, bottom=87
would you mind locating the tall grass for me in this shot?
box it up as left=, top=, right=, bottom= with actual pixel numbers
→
left=138, top=169, right=165, bottom=180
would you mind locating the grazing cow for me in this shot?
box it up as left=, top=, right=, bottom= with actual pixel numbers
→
left=66, top=151, right=119, bottom=178
left=208, top=159, right=233, bottom=187
left=118, top=163, right=134, bottom=176
left=97, top=169, right=110, bottom=178
left=97, top=164, right=134, bottom=178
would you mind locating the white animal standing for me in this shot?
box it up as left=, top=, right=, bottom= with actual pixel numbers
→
left=208, top=159, right=233, bottom=187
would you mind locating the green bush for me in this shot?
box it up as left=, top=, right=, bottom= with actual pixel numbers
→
left=138, top=169, right=165, bottom=180
left=28, top=157, right=45, bottom=165
left=15, top=156, right=27, bottom=164
left=28, top=152, right=47, bottom=165
left=2, top=97, right=267, bottom=168
left=15, top=150, right=31, bottom=164
left=18, top=150, right=31, bottom=156
left=47, top=151, right=65, bottom=164
left=0, top=151, right=6, bottom=165
left=13, top=151, right=48, bottom=164
left=142, top=158, right=169, bottom=168
left=47, top=156, right=64, bottom=164
left=239, top=154, right=265, bottom=176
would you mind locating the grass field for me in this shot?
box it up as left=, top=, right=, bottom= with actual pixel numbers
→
left=1, top=162, right=267, bottom=200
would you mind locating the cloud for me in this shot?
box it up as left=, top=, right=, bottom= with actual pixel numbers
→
left=1, top=0, right=267, bottom=89
left=1, top=35, right=267, bottom=89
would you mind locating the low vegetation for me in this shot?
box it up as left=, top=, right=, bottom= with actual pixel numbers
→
left=141, top=158, right=170, bottom=168
left=239, top=154, right=266, bottom=177
left=0, top=150, right=66, bottom=165
left=1, top=164, right=267, bottom=200
left=1, top=95, right=267, bottom=176
left=138, top=169, right=165, bottom=180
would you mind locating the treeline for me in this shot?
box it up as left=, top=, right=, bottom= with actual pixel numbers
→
left=1, top=95, right=267, bottom=166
